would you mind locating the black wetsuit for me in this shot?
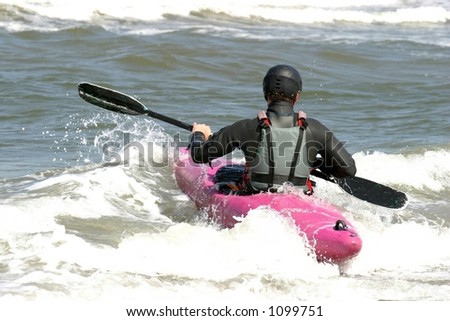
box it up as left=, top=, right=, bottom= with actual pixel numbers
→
left=190, top=101, right=356, bottom=178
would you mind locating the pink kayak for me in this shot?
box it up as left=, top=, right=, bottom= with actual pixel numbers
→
left=174, top=148, right=362, bottom=264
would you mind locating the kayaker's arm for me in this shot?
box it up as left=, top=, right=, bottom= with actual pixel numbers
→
left=189, top=124, right=233, bottom=164
left=189, top=119, right=258, bottom=164
left=189, top=131, right=211, bottom=163
left=307, top=118, right=357, bottom=178
left=321, top=135, right=356, bottom=178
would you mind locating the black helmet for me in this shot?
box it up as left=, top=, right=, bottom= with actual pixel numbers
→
left=263, top=65, right=302, bottom=100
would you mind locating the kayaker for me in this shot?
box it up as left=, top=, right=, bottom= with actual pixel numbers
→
left=189, top=64, right=356, bottom=194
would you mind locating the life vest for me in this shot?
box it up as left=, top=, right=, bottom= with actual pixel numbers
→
left=246, top=110, right=313, bottom=194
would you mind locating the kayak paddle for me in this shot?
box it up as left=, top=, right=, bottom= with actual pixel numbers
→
left=77, top=82, right=408, bottom=209
left=78, top=82, right=193, bottom=131
left=310, top=170, right=408, bottom=209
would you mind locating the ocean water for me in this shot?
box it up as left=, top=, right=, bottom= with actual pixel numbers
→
left=1, top=0, right=449, bottom=318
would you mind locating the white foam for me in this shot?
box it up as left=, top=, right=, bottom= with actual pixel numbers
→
left=369, top=221, right=449, bottom=268
left=353, top=148, right=450, bottom=191
left=105, top=209, right=323, bottom=280
left=2, top=0, right=449, bottom=32
left=1, top=119, right=449, bottom=301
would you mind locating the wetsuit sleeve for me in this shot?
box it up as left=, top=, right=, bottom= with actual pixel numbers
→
left=189, top=119, right=258, bottom=164
left=307, top=118, right=357, bottom=178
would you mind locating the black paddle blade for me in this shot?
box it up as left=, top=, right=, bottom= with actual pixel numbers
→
left=78, top=82, right=193, bottom=131
left=78, top=82, right=147, bottom=115
left=336, top=176, right=408, bottom=209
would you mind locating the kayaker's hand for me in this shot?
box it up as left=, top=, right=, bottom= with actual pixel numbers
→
left=192, top=123, right=212, bottom=139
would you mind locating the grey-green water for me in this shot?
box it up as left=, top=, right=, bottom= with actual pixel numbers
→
left=0, top=2, right=449, bottom=314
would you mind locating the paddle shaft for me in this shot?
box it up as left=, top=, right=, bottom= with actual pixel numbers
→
left=147, top=110, right=193, bottom=131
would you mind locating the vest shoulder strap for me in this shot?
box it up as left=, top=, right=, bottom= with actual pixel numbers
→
left=257, top=110, right=307, bottom=127
left=257, top=110, right=271, bottom=127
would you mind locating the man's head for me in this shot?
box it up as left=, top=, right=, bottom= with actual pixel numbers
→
left=263, top=64, right=302, bottom=104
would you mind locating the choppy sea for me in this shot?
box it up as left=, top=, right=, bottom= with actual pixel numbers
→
left=1, top=0, right=449, bottom=319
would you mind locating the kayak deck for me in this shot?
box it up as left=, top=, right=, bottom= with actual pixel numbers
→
left=174, top=148, right=362, bottom=264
